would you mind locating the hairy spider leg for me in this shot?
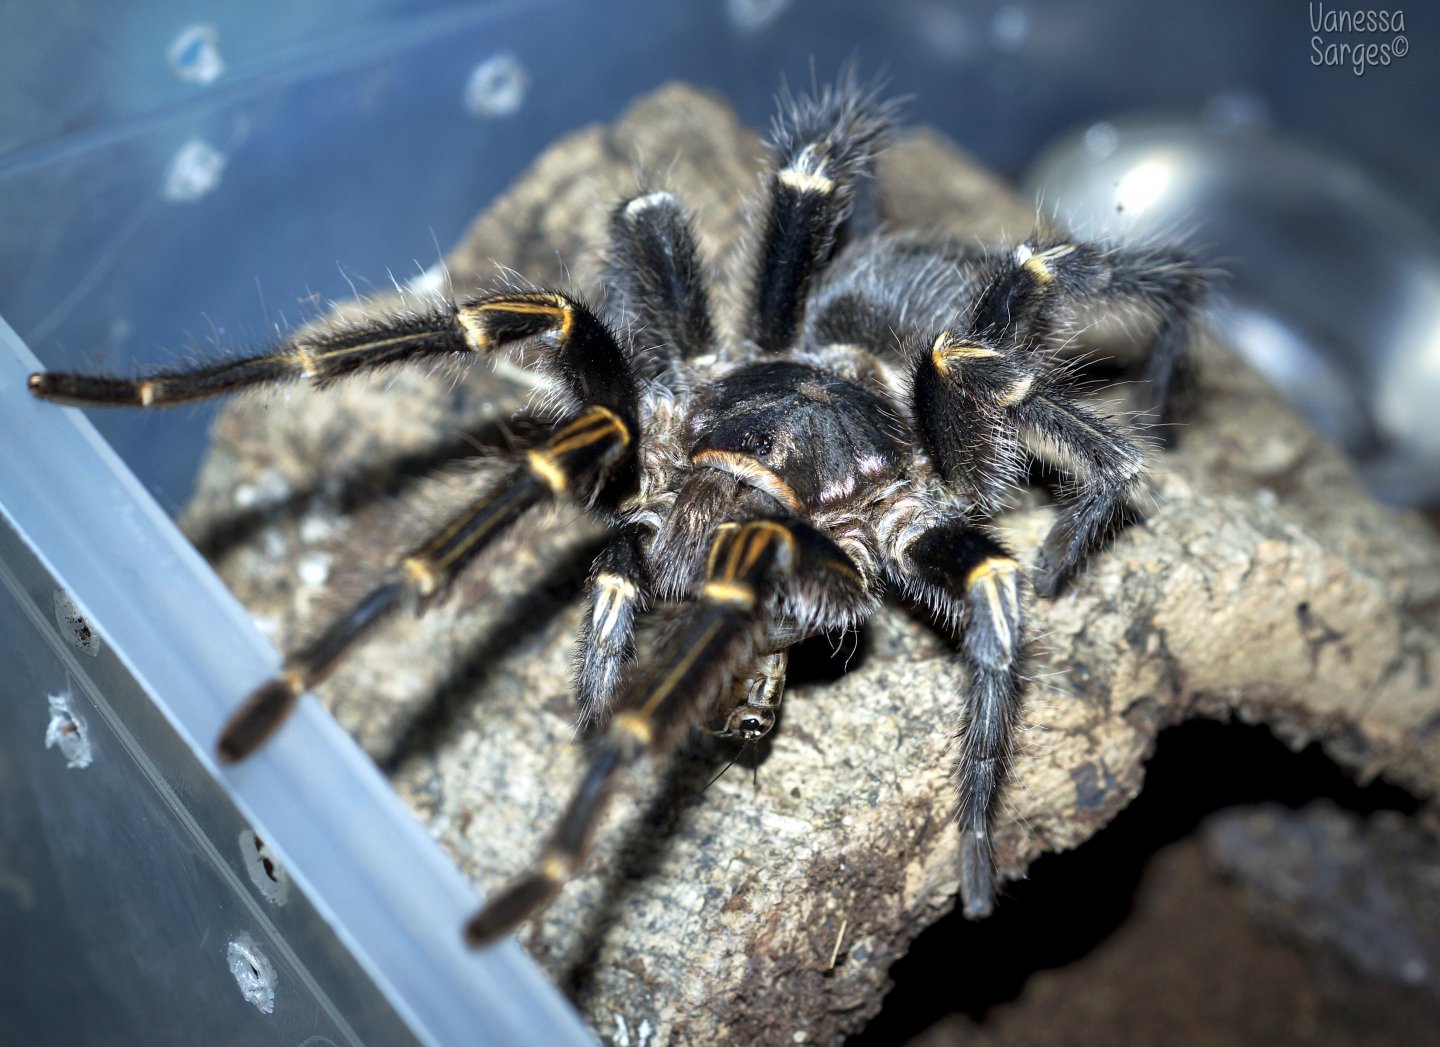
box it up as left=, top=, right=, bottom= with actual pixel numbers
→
left=604, top=190, right=716, bottom=381
left=465, top=517, right=869, bottom=944
left=572, top=187, right=727, bottom=723
left=29, top=291, right=639, bottom=426
left=574, top=522, right=650, bottom=728
left=916, top=326, right=1148, bottom=597
left=803, top=235, right=985, bottom=360
left=747, top=71, right=898, bottom=354
left=898, top=522, right=1026, bottom=919
left=26, top=308, right=467, bottom=406
left=29, top=292, right=651, bottom=756
left=913, top=330, right=1036, bottom=513
left=966, top=236, right=1206, bottom=425
left=218, top=403, right=634, bottom=761
left=962, top=240, right=1187, bottom=594
left=1014, top=391, right=1146, bottom=598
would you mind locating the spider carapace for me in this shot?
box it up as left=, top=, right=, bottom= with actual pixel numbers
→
left=28, top=72, right=1204, bottom=945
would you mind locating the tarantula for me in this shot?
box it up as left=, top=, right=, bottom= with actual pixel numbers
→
left=28, top=74, right=1203, bottom=944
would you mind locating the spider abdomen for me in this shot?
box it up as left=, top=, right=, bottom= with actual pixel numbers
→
left=686, top=361, right=905, bottom=510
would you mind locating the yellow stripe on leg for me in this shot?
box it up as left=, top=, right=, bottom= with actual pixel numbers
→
left=965, top=556, right=1020, bottom=588
left=1015, top=243, right=1076, bottom=285
left=931, top=333, right=1000, bottom=376
left=700, top=580, right=757, bottom=608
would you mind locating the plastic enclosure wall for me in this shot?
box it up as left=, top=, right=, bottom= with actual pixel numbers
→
left=0, top=318, right=595, bottom=1044
left=6, top=2, right=1433, bottom=1041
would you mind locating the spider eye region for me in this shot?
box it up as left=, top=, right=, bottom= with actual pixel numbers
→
left=739, top=430, right=774, bottom=457
left=688, top=361, right=904, bottom=509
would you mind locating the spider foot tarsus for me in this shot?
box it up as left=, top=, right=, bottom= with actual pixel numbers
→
left=902, top=522, right=1026, bottom=920
left=28, top=353, right=301, bottom=406
left=219, top=580, right=409, bottom=762
left=28, top=306, right=479, bottom=406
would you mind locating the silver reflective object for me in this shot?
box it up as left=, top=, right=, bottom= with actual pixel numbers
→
left=1026, top=120, right=1440, bottom=505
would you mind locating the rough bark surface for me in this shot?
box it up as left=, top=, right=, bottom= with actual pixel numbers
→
left=182, top=84, right=1440, bottom=1046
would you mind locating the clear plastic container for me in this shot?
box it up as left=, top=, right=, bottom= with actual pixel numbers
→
left=0, top=316, right=596, bottom=1044
left=3, top=4, right=1434, bottom=1043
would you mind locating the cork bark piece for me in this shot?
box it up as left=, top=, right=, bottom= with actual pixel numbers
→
left=182, top=84, right=1440, bottom=1046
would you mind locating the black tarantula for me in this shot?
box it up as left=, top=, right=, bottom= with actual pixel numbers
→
left=28, top=74, right=1203, bottom=944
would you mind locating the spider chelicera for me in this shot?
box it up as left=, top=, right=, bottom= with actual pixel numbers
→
left=28, top=72, right=1204, bottom=944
